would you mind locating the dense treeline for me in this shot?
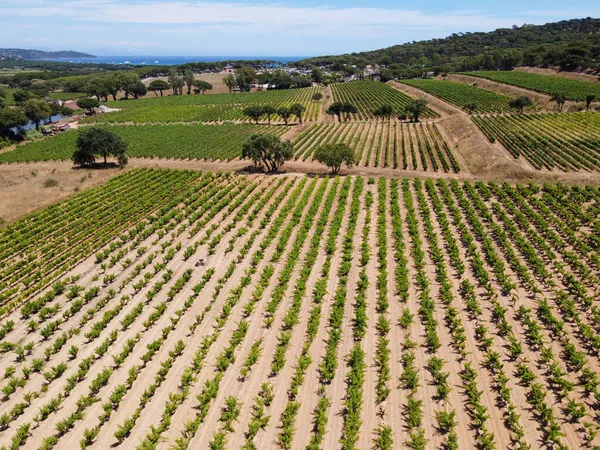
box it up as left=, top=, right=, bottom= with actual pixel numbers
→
left=296, top=18, right=600, bottom=78
left=0, top=59, right=277, bottom=86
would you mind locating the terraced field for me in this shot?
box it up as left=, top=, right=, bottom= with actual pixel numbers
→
left=293, top=121, right=460, bottom=172
left=401, top=79, right=512, bottom=114
left=464, top=71, right=600, bottom=101
left=473, top=112, right=600, bottom=171
left=0, top=124, right=288, bottom=163
left=331, top=81, right=439, bottom=120
left=0, top=168, right=598, bottom=450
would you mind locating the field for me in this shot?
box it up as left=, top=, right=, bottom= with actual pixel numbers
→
left=0, top=124, right=288, bottom=163
left=331, top=81, right=439, bottom=120
left=400, top=79, right=512, bottom=114
left=473, top=112, right=600, bottom=171
left=294, top=121, right=460, bottom=172
left=81, top=87, right=322, bottom=125
left=464, top=71, right=600, bottom=101
left=0, top=168, right=598, bottom=450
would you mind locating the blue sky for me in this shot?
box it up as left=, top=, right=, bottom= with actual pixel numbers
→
left=0, top=0, right=597, bottom=56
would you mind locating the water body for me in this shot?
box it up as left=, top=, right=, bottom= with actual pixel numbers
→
left=40, top=56, right=309, bottom=66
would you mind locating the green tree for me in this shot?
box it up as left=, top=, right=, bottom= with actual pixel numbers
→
left=148, top=80, right=170, bottom=97
left=263, top=105, right=276, bottom=124
left=235, top=67, right=256, bottom=92
left=314, top=143, right=356, bottom=174
left=12, top=89, right=33, bottom=106
left=183, top=69, right=195, bottom=95
left=116, top=73, right=143, bottom=100
left=168, top=69, right=184, bottom=95
left=342, top=102, right=357, bottom=121
left=243, top=105, right=265, bottom=124
left=23, top=98, right=52, bottom=130
left=76, top=98, right=100, bottom=114
left=586, top=94, right=596, bottom=110
left=404, top=99, right=428, bottom=122
left=290, top=103, right=306, bottom=123
left=326, top=102, right=344, bottom=122
left=312, top=92, right=323, bottom=102
left=374, top=104, right=394, bottom=122
left=0, top=86, right=6, bottom=109
left=194, top=80, right=213, bottom=94
left=85, top=77, right=110, bottom=101
left=223, top=74, right=236, bottom=93
left=311, top=68, right=323, bottom=83
left=241, top=134, right=293, bottom=172
left=0, top=108, right=28, bottom=139
left=463, top=102, right=478, bottom=114
left=508, top=95, right=533, bottom=114
left=73, top=127, right=128, bottom=167
left=550, top=92, right=567, bottom=112
left=277, top=106, right=291, bottom=125
left=130, top=81, right=147, bottom=99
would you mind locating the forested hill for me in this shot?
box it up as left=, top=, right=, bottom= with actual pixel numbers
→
left=0, top=48, right=95, bottom=60
left=296, top=18, right=600, bottom=77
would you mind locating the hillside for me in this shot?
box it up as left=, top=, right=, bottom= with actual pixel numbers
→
left=0, top=48, right=95, bottom=60
left=297, top=18, right=600, bottom=78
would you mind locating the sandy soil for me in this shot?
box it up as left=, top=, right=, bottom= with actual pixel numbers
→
left=0, top=162, right=121, bottom=226
left=0, top=172, right=598, bottom=449
left=141, top=72, right=229, bottom=95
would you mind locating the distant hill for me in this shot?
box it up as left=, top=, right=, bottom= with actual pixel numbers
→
left=296, top=18, right=600, bottom=79
left=0, top=48, right=95, bottom=60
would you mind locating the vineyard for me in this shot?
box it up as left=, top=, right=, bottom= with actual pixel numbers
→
left=464, top=71, right=600, bottom=101
left=0, top=124, right=288, bottom=163
left=473, top=112, right=600, bottom=171
left=81, top=87, right=322, bottom=125
left=0, top=168, right=598, bottom=450
left=400, top=79, right=512, bottom=114
left=293, top=120, right=460, bottom=172
left=330, top=81, right=439, bottom=120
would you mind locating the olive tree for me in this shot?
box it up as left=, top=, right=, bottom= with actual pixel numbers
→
left=314, top=143, right=356, bottom=174
left=277, top=106, right=291, bottom=125
left=508, top=96, right=533, bottom=114
left=290, top=103, right=306, bottom=123
left=73, top=127, right=128, bottom=167
left=241, top=134, right=293, bottom=172
left=404, top=99, right=428, bottom=122
left=243, top=105, right=265, bottom=124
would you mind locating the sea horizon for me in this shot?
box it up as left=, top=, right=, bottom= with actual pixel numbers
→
left=40, top=55, right=310, bottom=66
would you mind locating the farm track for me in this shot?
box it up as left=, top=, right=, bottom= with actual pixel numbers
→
left=0, top=169, right=598, bottom=450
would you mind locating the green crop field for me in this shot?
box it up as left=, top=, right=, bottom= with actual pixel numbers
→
left=464, top=71, right=600, bottom=101
left=294, top=120, right=459, bottom=172
left=331, top=81, right=439, bottom=120
left=401, top=79, right=512, bottom=113
left=473, top=112, right=600, bottom=171
left=81, top=87, right=322, bottom=124
left=0, top=124, right=288, bottom=163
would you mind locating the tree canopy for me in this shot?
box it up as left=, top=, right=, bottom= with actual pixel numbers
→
left=22, top=98, right=51, bottom=130
left=508, top=95, right=533, bottom=114
left=289, top=103, right=306, bottom=123
left=243, top=105, right=264, bottom=124
left=73, top=127, right=128, bottom=167
left=76, top=97, right=100, bottom=114
left=404, top=99, right=428, bottom=122
left=314, top=143, right=356, bottom=174
left=241, top=134, right=293, bottom=172
left=194, top=80, right=213, bottom=94
left=148, top=80, right=170, bottom=97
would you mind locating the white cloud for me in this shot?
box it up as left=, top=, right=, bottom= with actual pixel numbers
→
left=0, top=0, right=543, bottom=35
